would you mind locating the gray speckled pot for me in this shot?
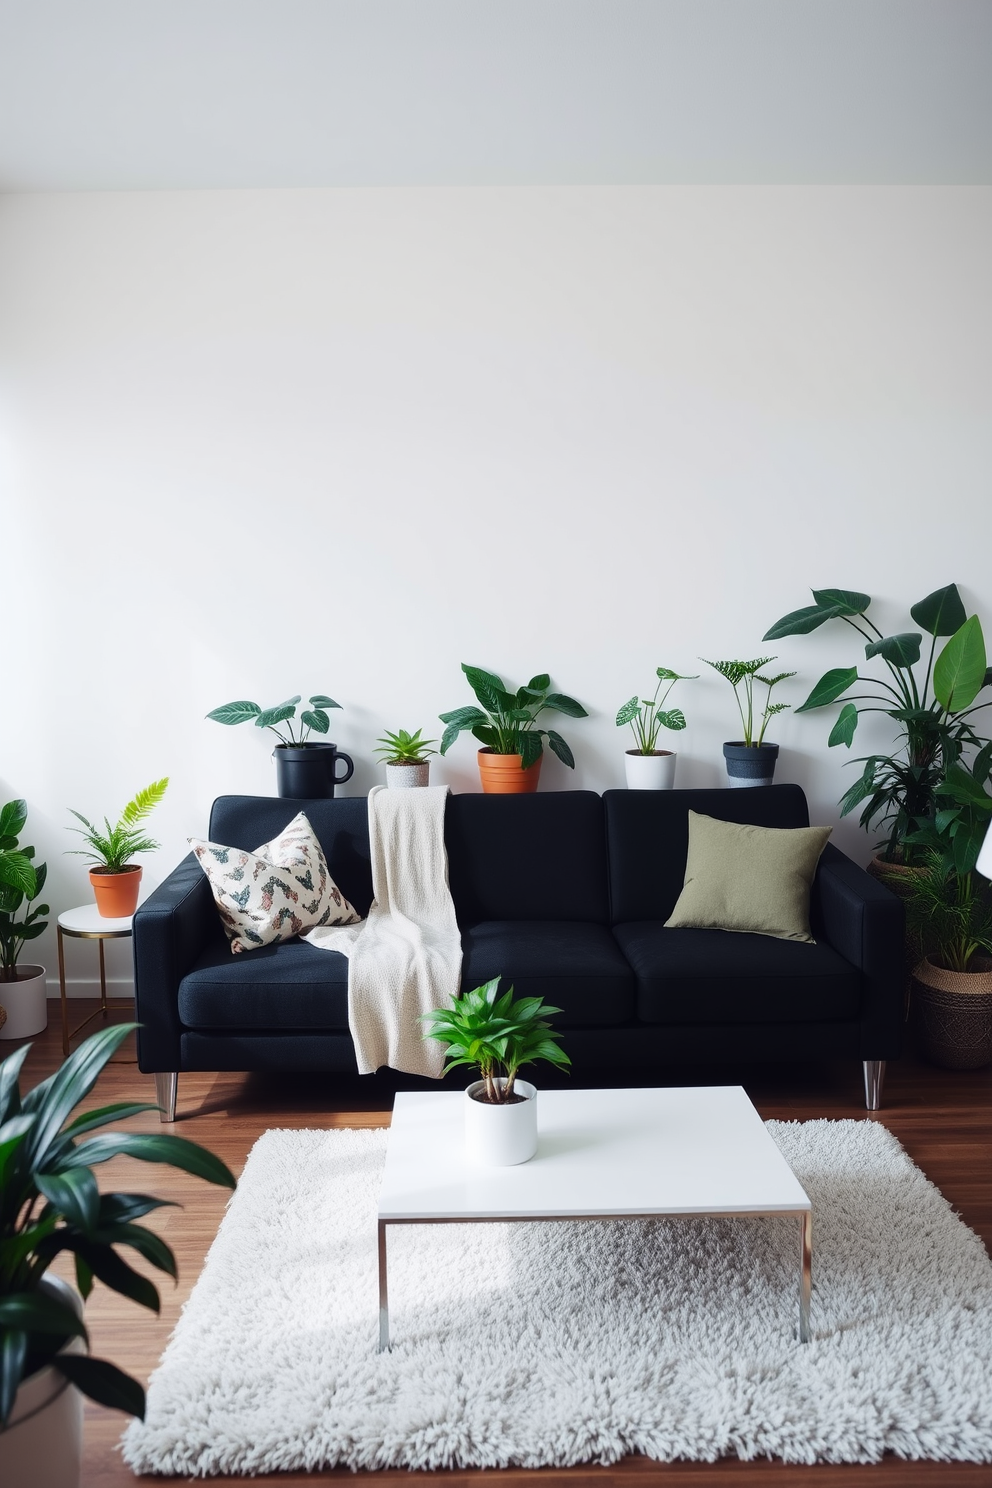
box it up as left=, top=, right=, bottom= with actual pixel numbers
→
left=385, top=761, right=430, bottom=789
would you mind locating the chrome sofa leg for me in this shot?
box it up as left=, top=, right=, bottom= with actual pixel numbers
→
left=863, top=1059, right=885, bottom=1112
left=155, top=1071, right=178, bottom=1123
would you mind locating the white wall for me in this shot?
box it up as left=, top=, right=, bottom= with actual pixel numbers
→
left=0, top=185, right=989, bottom=993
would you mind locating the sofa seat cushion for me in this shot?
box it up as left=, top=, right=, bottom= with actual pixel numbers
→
left=614, top=922, right=860, bottom=1026
left=460, top=921, right=635, bottom=1027
left=178, top=938, right=351, bottom=1031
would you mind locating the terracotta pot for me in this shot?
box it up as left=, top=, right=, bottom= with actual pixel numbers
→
left=911, top=955, right=992, bottom=1070
left=477, top=749, right=542, bottom=794
left=0, top=964, right=47, bottom=1040
left=89, top=865, right=142, bottom=919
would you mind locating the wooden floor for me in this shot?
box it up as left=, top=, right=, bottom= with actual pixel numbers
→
left=14, top=1004, right=992, bottom=1486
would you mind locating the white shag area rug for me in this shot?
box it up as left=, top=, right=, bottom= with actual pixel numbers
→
left=122, top=1120, right=992, bottom=1475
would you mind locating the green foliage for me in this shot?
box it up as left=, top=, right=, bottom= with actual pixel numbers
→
left=764, top=584, right=991, bottom=860
left=66, top=779, right=169, bottom=874
left=438, top=666, right=588, bottom=770
left=700, top=658, right=795, bottom=747
left=373, top=728, right=438, bottom=764
left=0, top=801, right=49, bottom=983
left=421, top=978, right=570, bottom=1103
left=616, top=667, right=696, bottom=754
left=206, top=693, right=341, bottom=746
left=0, top=1024, right=235, bottom=1426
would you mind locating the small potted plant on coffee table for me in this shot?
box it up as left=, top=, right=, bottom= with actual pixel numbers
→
left=0, top=798, right=50, bottom=1040
left=66, top=778, right=169, bottom=918
left=374, top=728, right=438, bottom=789
left=700, top=657, right=795, bottom=786
left=616, top=666, right=696, bottom=789
left=439, top=665, right=588, bottom=793
left=421, top=977, right=570, bottom=1166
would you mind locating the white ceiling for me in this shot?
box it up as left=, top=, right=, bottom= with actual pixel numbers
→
left=0, top=0, right=990, bottom=191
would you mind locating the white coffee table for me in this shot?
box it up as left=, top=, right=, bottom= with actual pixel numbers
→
left=376, top=1085, right=812, bottom=1351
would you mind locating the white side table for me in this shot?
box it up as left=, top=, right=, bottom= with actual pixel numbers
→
left=57, top=904, right=135, bottom=1058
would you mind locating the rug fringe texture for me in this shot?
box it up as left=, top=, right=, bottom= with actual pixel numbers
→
left=122, top=1119, right=992, bottom=1474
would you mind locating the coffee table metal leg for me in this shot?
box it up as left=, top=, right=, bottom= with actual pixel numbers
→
left=799, top=1210, right=812, bottom=1342
left=378, top=1219, right=390, bottom=1352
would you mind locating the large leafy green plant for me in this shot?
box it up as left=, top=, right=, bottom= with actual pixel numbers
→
left=439, top=665, right=588, bottom=770
left=764, top=585, right=991, bottom=860
left=0, top=800, right=49, bottom=983
left=0, top=1023, right=235, bottom=1425
left=66, top=779, right=169, bottom=874
left=421, top=978, right=570, bottom=1103
left=616, top=667, right=696, bottom=754
left=700, top=658, right=795, bottom=746
left=207, top=694, right=341, bottom=746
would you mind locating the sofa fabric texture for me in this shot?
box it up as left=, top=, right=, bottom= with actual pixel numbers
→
left=133, top=787, right=905, bottom=1090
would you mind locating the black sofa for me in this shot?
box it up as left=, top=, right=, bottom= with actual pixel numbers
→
left=132, top=786, right=904, bottom=1121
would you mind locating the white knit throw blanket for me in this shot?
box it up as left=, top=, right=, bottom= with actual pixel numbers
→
left=303, top=786, right=461, bottom=1078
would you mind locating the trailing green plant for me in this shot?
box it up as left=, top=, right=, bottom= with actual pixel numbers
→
left=206, top=693, right=341, bottom=746
left=421, top=978, right=570, bottom=1103
left=700, top=658, right=795, bottom=747
left=374, top=728, right=438, bottom=765
left=616, top=667, right=696, bottom=754
left=66, top=778, right=169, bottom=874
left=439, top=665, right=588, bottom=770
left=763, top=585, right=991, bottom=861
left=0, top=800, right=49, bottom=984
left=0, top=1023, right=236, bottom=1426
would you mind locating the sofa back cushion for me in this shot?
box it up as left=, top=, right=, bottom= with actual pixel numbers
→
left=444, top=791, right=610, bottom=925
left=208, top=796, right=374, bottom=918
left=604, top=785, right=811, bottom=925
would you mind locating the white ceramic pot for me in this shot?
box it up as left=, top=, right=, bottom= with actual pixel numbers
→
left=385, top=761, right=430, bottom=789
left=0, top=1277, right=84, bottom=1488
left=464, top=1078, right=538, bottom=1166
left=624, top=750, right=677, bottom=790
left=0, top=965, right=48, bottom=1040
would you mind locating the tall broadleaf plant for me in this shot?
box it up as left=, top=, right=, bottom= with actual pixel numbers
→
left=0, top=800, right=49, bottom=983
left=439, top=666, right=588, bottom=769
left=764, top=585, right=991, bottom=860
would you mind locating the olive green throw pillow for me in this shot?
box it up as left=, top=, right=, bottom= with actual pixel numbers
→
left=664, top=811, right=832, bottom=943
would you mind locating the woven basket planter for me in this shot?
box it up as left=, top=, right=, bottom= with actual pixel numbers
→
left=911, top=955, right=992, bottom=1070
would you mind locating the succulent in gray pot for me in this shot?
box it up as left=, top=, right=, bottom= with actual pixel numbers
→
left=0, top=799, right=50, bottom=1041
left=374, top=728, right=438, bottom=789
left=0, top=1023, right=235, bottom=1487
left=700, top=658, right=794, bottom=787
left=206, top=694, right=354, bottom=798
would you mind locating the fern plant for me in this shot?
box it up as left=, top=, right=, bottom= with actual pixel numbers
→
left=66, top=779, right=169, bottom=873
left=701, top=658, right=795, bottom=747
left=421, top=978, right=570, bottom=1103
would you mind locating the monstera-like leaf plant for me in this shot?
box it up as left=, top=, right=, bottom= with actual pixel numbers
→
left=764, top=585, right=991, bottom=861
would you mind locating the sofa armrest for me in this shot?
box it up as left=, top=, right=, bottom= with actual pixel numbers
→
left=133, top=854, right=217, bottom=1072
left=813, top=843, right=905, bottom=1059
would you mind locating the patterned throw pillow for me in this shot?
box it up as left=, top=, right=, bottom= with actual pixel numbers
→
left=190, top=811, right=361, bottom=954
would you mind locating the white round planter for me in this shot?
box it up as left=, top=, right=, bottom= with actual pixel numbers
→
left=0, top=1277, right=84, bottom=1488
left=464, top=1078, right=538, bottom=1166
left=624, top=750, right=677, bottom=790
left=385, top=761, right=431, bottom=789
left=0, top=965, right=48, bottom=1040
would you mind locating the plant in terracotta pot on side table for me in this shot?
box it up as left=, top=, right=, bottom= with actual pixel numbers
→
left=439, top=664, right=587, bottom=793
left=421, top=977, right=570, bottom=1166
left=0, top=799, right=50, bottom=1041
left=66, top=778, right=168, bottom=919
left=701, top=657, right=794, bottom=787
left=374, top=728, right=438, bottom=789
left=616, top=666, right=696, bottom=789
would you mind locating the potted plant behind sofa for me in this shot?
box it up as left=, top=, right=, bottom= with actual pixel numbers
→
left=439, top=665, right=588, bottom=793
left=374, top=728, right=438, bottom=789
left=66, top=778, right=168, bottom=918
left=421, top=978, right=570, bottom=1165
left=0, top=799, right=50, bottom=1041
left=763, top=585, right=991, bottom=867
left=616, top=666, right=696, bottom=790
left=0, top=1023, right=235, bottom=1488
left=894, top=755, right=992, bottom=1069
left=700, top=658, right=794, bottom=786
left=206, top=694, right=355, bottom=798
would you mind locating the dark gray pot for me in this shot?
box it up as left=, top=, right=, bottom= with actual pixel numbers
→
left=723, top=741, right=779, bottom=788
left=273, top=743, right=354, bottom=799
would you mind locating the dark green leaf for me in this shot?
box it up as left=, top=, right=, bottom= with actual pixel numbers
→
left=518, top=732, right=543, bottom=769
left=69, top=1238, right=161, bottom=1312
left=461, top=665, right=508, bottom=713
left=438, top=706, right=489, bottom=730
left=656, top=708, right=686, bottom=732
left=910, top=584, right=967, bottom=638
left=35, top=1167, right=100, bottom=1231
left=0, top=1292, right=87, bottom=1342
left=21, top=1023, right=136, bottom=1164
left=55, top=1354, right=145, bottom=1419
left=827, top=703, right=859, bottom=748
left=864, top=632, right=923, bottom=669
left=543, top=693, right=588, bottom=718
left=204, top=700, right=260, bottom=725
left=300, top=710, right=329, bottom=734
left=810, top=588, right=872, bottom=615
left=527, top=674, right=550, bottom=692
left=1, top=1328, right=27, bottom=1426
left=0, top=800, right=28, bottom=838
left=762, top=604, right=840, bottom=641
left=255, top=703, right=297, bottom=729
left=308, top=695, right=340, bottom=709
left=65, top=1101, right=161, bottom=1136
left=616, top=697, right=640, bottom=728
left=795, top=667, right=859, bottom=712
left=546, top=731, right=575, bottom=768
left=934, top=616, right=987, bottom=713
left=0, top=1044, right=30, bottom=1123
left=471, top=726, right=499, bottom=750
left=0, top=851, right=36, bottom=899
left=62, top=1132, right=236, bottom=1189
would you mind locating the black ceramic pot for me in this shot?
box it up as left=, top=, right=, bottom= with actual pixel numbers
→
left=273, top=743, right=354, bottom=799
left=722, top=741, right=779, bottom=788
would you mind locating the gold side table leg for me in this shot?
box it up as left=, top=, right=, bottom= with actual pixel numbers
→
left=58, top=926, right=69, bottom=1058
